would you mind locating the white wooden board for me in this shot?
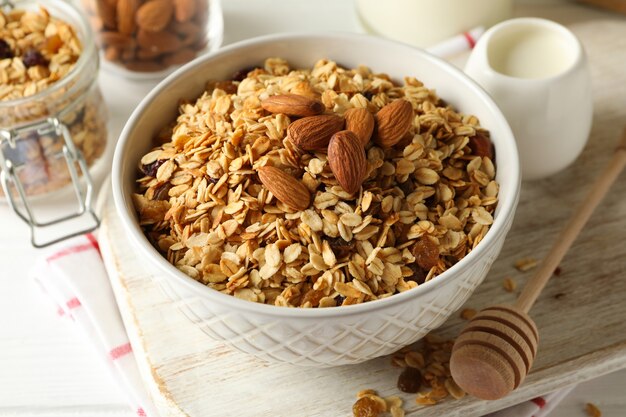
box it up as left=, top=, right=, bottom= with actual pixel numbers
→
left=99, top=20, right=626, bottom=417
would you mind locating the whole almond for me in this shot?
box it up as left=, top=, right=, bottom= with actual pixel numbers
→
left=396, top=130, right=415, bottom=148
left=95, top=0, right=117, bottom=29
left=137, top=29, right=181, bottom=54
left=100, top=31, right=134, bottom=48
left=287, top=114, right=344, bottom=151
left=163, top=48, right=196, bottom=66
left=104, top=45, right=120, bottom=61
left=116, top=0, right=139, bottom=35
left=261, top=94, right=324, bottom=117
left=374, top=99, right=414, bottom=148
left=328, top=130, right=367, bottom=195
left=171, top=20, right=201, bottom=46
left=137, top=46, right=163, bottom=60
left=344, top=107, right=375, bottom=146
left=258, top=166, right=310, bottom=211
left=136, top=0, right=173, bottom=32
left=174, top=0, right=196, bottom=22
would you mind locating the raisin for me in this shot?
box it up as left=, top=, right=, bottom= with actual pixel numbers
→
left=327, top=236, right=355, bottom=258
left=300, top=289, right=324, bottom=307
left=43, top=34, right=63, bottom=54
left=412, top=237, right=439, bottom=270
left=153, top=183, right=172, bottom=200
left=207, top=175, right=220, bottom=184
left=231, top=65, right=260, bottom=82
left=141, top=159, right=166, bottom=177
left=214, top=80, right=238, bottom=94
left=352, top=396, right=384, bottom=417
left=397, top=366, right=422, bottom=393
left=406, top=263, right=426, bottom=285
left=335, top=295, right=346, bottom=306
left=398, top=179, right=415, bottom=196
left=468, top=132, right=495, bottom=160
left=363, top=91, right=374, bottom=101
left=364, top=201, right=381, bottom=217
left=554, top=266, right=562, bottom=276
left=0, top=39, right=13, bottom=59
left=22, top=49, right=48, bottom=68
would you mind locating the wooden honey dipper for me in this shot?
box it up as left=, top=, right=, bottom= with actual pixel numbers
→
left=450, top=128, right=626, bottom=400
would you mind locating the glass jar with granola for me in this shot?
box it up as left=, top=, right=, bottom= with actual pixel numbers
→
left=80, top=0, right=223, bottom=78
left=0, top=0, right=108, bottom=246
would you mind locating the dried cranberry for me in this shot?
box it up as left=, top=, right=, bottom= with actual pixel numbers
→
left=231, top=65, right=260, bottom=82
left=397, top=366, right=422, bottom=393
left=141, top=159, right=166, bottom=177
left=22, top=49, right=48, bottom=68
left=0, top=39, right=13, bottom=59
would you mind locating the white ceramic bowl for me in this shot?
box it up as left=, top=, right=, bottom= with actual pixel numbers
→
left=113, top=33, right=520, bottom=367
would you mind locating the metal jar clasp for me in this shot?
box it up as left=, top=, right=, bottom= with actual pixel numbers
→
left=0, top=117, right=100, bottom=248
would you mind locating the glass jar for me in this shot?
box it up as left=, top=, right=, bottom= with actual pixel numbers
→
left=80, top=0, right=224, bottom=79
left=0, top=0, right=107, bottom=246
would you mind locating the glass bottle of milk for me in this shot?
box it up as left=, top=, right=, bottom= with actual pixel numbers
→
left=356, top=0, right=513, bottom=48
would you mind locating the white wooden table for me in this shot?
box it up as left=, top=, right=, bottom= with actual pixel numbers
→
left=0, top=1, right=625, bottom=416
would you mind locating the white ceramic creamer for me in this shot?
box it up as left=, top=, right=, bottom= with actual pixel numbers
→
left=465, top=18, right=593, bottom=180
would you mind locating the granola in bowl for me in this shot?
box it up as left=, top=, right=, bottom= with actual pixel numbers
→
left=133, top=57, right=498, bottom=308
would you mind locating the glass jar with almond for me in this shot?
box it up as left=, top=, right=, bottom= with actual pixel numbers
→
left=80, top=0, right=223, bottom=78
left=0, top=1, right=108, bottom=246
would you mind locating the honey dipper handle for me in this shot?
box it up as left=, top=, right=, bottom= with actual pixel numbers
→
left=515, top=128, right=626, bottom=313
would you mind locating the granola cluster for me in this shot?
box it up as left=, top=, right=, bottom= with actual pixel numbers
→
left=134, top=57, right=499, bottom=307
left=353, top=334, right=464, bottom=417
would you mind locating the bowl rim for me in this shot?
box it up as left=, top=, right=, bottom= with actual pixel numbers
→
left=112, top=31, right=520, bottom=319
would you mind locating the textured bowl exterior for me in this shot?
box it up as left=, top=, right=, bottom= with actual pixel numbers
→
left=154, top=227, right=510, bottom=367
left=113, top=33, right=520, bottom=367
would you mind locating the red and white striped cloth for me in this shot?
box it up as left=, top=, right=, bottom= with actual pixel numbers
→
left=31, top=234, right=574, bottom=417
left=32, top=234, right=158, bottom=417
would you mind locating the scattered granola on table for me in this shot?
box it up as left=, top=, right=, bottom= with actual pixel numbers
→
left=460, top=308, right=477, bottom=320
left=514, top=257, right=537, bottom=272
left=394, top=334, right=465, bottom=405
left=585, top=402, right=602, bottom=417
left=502, top=276, right=517, bottom=292
left=134, top=57, right=499, bottom=307
left=352, top=333, right=464, bottom=414
left=352, top=389, right=405, bottom=417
